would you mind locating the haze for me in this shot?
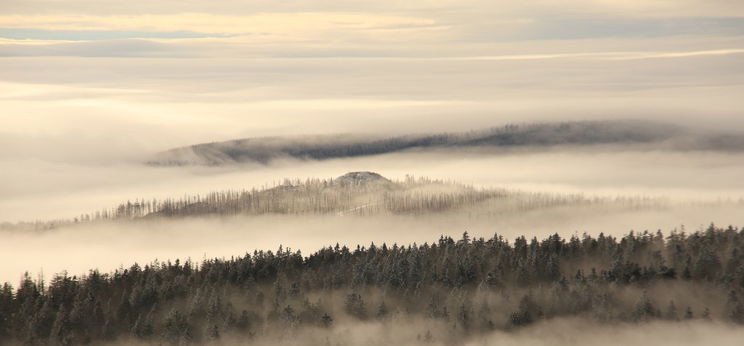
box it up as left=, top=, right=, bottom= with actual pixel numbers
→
left=2, top=0, right=743, bottom=291
left=1, top=1, right=744, bottom=345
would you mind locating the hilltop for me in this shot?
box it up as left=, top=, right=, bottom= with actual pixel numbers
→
left=147, top=120, right=712, bottom=166
left=1, top=171, right=672, bottom=232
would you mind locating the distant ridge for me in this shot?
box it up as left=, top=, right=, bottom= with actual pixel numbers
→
left=148, top=120, right=734, bottom=166
left=1, top=171, right=673, bottom=231
left=333, top=171, right=391, bottom=186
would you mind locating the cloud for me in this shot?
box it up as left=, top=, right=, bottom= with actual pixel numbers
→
left=0, top=28, right=222, bottom=41
left=1, top=1, right=744, bottom=46
left=0, top=0, right=742, bottom=232
left=0, top=13, right=446, bottom=44
left=0, top=38, right=176, bottom=57
left=2, top=0, right=744, bottom=18
left=1, top=33, right=742, bottom=165
left=605, top=48, right=744, bottom=60
left=425, top=48, right=744, bottom=61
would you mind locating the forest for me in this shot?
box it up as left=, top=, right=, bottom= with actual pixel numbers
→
left=4, top=0, right=744, bottom=345
left=0, top=172, right=672, bottom=232
left=148, top=120, right=696, bottom=166
left=2, top=224, right=744, bottom=345
left=147, top=120, right=744, bottom=166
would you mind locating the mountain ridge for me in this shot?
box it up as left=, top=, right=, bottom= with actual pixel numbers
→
left=148, top=120, right=708, bottom=166
left=1, top=171, right=675, bottom=231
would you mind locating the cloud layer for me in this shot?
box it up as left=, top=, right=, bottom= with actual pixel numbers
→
left=1, top=1, right=743, bottom=225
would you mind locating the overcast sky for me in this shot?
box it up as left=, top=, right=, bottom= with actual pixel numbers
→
left=1, top=0, right=744, bottom=221
left=1, top=0, right=743, bottom=154
left=2, top=1, right=744, bottom=286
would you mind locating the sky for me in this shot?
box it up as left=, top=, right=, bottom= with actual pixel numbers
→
left=1, top=0, right=744, bottom=284
left=1, top=0, right=744, bottom=221
left=1, top=1, right=743, bottom=149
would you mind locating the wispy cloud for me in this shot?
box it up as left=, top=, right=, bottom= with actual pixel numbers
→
left=0, top=28, right=223, bottom=41
left=0, top=13, right=444, bottom=42
left=1, top=0, right=743, bottom=206
left=605, top=48, right=744, bottom=60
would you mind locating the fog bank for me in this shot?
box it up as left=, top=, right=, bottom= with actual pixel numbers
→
left=96, top=318, right=744, bottom=346
left=4, top=149, right=744, bottom=222
left=3, top=200, right=742, bottom=285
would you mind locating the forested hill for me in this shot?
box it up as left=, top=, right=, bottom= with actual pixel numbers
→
left=1, top=172, right=666, bottom=231
left=2, top=226, right=744, bottom=345
left=147, top=120, right=744, bottom=166
left=146, top=120, right=677, bottom=166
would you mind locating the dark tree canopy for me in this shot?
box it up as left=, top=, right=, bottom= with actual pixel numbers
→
left=1, top=225, right=744, bottom=345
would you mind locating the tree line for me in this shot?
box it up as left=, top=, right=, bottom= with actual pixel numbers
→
left=0, top=174, right=669, bottom=232
left=148, top=120, right=681, bottom=166
left=2, top=225, right=744, bottom=345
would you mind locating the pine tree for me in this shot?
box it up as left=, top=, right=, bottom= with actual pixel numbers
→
left=321, top=313, right=333, bottom=328
left=727, top=291, right=744, bottom=324
left=665, top=300, right=678, bottom=321
left=684, top=307, right=694, bottom=319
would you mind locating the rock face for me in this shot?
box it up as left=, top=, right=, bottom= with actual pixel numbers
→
left=333, top=171, right=391, bottom=186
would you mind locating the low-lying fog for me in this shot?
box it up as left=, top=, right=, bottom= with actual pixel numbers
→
left=110, top=318, right=744, bottom=346
left=3, top=145, right=744, bottom=284
left=3, top=148, right=744, bottom=222
left=468, top=319, right=744, bottom=346
left=2, top=200, right=742, bottom=285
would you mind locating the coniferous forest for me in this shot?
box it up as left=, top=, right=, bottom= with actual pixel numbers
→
left=147, top=121, right=744, bottom=167
left=0, top=173, right=678, bottom=232
left=4, top=1, right=744, bottom=344
left=2, top=224, right=744, bottom=345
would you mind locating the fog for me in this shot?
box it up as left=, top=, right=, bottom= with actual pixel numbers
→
left=3, top=198, right=742, bottom=285
left=245, top=319, right=744, bottom=346
left=4, top=134, right=744, bottom=286
left=225, top=319, right=744, bottom=346
left=468, top=319, right=744, bottom=346
left=83, top=318, right=744, bottom=346
left=3, top=26, right=744, bottom=225
left=2, top=40, right=744, bottom=164
left=3, top=0, right=744, bottom=344
left=4, top=148, right=744, bottom=221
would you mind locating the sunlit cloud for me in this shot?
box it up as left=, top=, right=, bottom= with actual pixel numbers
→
left=1, top=0, right=743, bottom=223
left=605, top=48, right=744, bottom=60
left=0, top=13, right=445, bottom=42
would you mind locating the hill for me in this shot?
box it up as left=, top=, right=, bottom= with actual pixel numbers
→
left=1, top=171, right=670, bottom=231
left=2, top=226, right=744, bottom=345
left=148, top=120, right=698, bottom=166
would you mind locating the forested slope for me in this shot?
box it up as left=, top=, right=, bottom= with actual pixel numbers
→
left=147, top=120, right=684, bottom=166
left=148, top=120, right=744, bottom=166
left=0, top=172, right=667, bottom=232
left=2, top=226, right=744, bottom=345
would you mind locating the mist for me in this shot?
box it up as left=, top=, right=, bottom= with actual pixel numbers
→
left=4, top=148, right=744, bottom=221
left=3, top=200, right=742, bottom=285
left=220, top=318, right=744, bottom=346
left=74, top=318, right=744, bottom=346
left=4, top=138, right=744, bottom=287
left=178, top=319, right=744, bottom=346
left=2, top=0, right=744, bottom=344
left=5, top=222, right=744, bottom=344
